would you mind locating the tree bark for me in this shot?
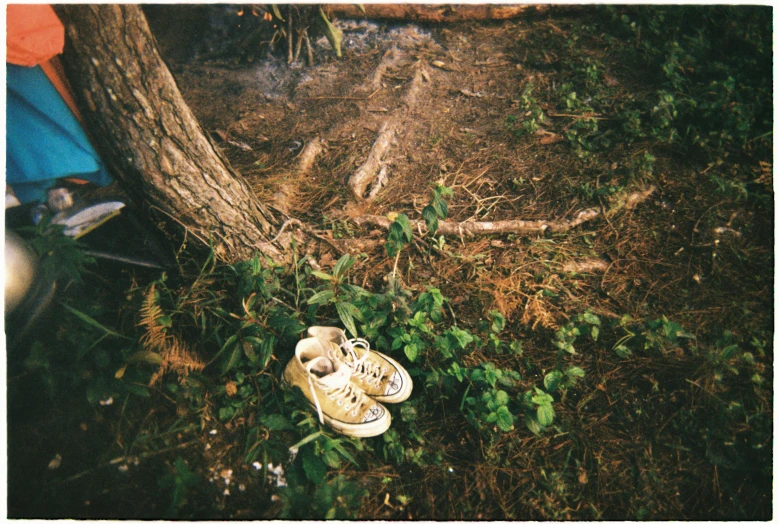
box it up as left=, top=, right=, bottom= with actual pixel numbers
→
left=53, top=4, right=284, bottom=263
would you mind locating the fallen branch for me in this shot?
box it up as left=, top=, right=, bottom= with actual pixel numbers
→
left=327, top=4, right=548, bottom=23
left=352, top=209, right=598, bottom=236
left=352, top=187, right=656, bottom=238
left=562, top=258, right=611, bottom=274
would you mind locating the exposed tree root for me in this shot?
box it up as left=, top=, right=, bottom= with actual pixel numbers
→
left=352, top=186, right=656, bottom=238
left=296, top=137, right=324, bottom=173
left=366, top=165, right=389, bottom=201
left=371, top=47, right=402, bottom=89
left=272, top=138, right=324, bottom=213
left=349, top=121, right=397, bottom=199
left=348, top=63, right=428, bottom=199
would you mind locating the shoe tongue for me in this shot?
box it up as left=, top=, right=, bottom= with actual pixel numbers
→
left=307, top=356, right=335, bottom=378
left=309, top=358, right=353, bottom=390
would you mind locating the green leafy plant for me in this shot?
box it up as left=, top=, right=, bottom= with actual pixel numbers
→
left=16, top=217, right=96, bottom=284
left=385, top=213, right=413, bottom=259
left=278, top=474, right=368, bottom=519
left=297, top=432, right=363, bottom=484
left=459, top=362, right=521, bottom=433
left=612, top=314, right=695, bottom=359
left=600, top=5, right=772, bottom=158
left=464, top=387, right=516, bottom=432
left=158, top=457, right=202, bottom=519
left=544, top=365, right=586, bottom=393
left=552, top=310, right=600, bottom=355
left=308, top=254, right=367, bottom=337
left=519, top=387, right=556, bottom=435
left=421, top=183, right=453, bottom=235
left=483, top=310, right=523, bottom=354
left=507, top=81, right=547, bottom=136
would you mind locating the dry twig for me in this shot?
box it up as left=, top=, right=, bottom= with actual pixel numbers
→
left=352, top=187, right=656, bottom=238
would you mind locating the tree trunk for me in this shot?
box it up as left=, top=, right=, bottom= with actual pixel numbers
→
left=53, top=4, right=284, bottom=263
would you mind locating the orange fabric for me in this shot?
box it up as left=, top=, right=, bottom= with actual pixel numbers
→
left=40, top=56, right=83, bottom=123
left=7, top=4, right=64, bottom=66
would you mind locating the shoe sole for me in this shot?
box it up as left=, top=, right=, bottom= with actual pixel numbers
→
left=280, top=373, right=392, bottom=438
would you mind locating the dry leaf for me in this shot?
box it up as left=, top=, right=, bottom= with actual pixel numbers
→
left=460, top=89, right=483, bottom=98
left=578, top=469, right=589, bottom=484
left=48, top=454, right=62, bottom=470
left=540, top=134, right=565, bottom=145
left=225, top=381, right=238, bottom=397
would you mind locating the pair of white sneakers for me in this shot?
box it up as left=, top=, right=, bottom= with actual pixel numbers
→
left=282, top=327, right=413, bottom=438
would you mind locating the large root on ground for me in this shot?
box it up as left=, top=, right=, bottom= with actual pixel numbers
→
left=272, top=138, right=324, bottom=213
left=348, top=62, right=429, bottom=200
left=349, top=121, right=396, bottom=200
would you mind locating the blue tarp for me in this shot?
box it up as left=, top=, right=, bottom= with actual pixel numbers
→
left=6, top=63, right=112, bottom=204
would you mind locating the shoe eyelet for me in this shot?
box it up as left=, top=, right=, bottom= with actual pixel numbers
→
left=337, top=400, right=343, bottom=405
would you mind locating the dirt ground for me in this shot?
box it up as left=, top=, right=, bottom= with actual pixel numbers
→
left=156, top=5, right=772, bottom=330
left=158, top=6, right=564, bottom=226
left=7, top=5, right=772, bottom=520
left=152, top=7, right=775, bottom=518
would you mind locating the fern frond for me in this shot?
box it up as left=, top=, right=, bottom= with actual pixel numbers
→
left=138, top=283, right=206, bottom=387
left=164, top=337, right=206, bottom=378
left=139, top=284, right=167, bottom=351
left=148, top=335, right=205, bottom=387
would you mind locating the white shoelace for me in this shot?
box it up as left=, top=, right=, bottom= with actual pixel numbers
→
left=306, top=359, right=360, bottom=424
left=341, top=337, right=371, bottom=366
left=337, top=338, right=386, bottom=385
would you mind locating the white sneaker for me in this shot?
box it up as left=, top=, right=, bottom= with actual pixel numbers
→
left=282, top=337, right=391, bottom=438
left=307, top=326, right=413, bottom=404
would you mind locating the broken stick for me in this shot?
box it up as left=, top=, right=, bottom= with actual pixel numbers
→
left=327, top=4, right=548, bottom=23
left=352, top=187, right=656, bottom=238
